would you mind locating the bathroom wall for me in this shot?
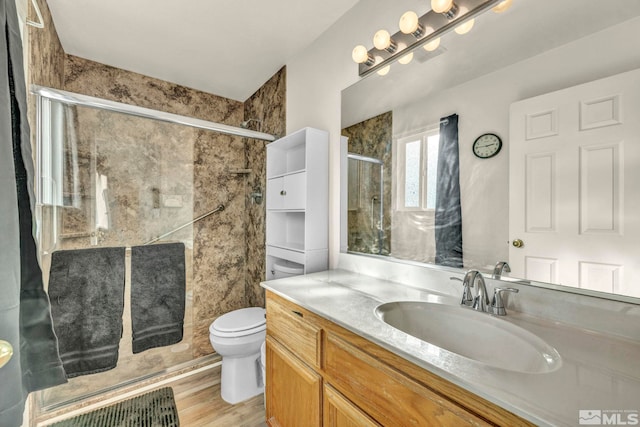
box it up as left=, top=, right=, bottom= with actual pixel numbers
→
left=342, top=111, right=392, bottom=255
left=243, top=67, right=287, bottom=308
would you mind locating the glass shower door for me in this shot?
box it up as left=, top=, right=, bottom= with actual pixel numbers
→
left=35, top=97, right=200, bottom=411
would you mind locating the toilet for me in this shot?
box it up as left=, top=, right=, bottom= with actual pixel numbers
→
left=209, top=307, right=266, bottom=404
left=272, top=260, right=304, bottom=279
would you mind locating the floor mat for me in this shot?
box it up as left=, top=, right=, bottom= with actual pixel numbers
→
left=51, top=387, right=179, bottom=427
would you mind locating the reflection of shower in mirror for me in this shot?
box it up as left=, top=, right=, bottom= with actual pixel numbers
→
left=347, top=153, right=386, bottom=255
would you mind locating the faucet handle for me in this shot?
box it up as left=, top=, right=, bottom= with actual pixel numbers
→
left=450, top=276, right=474, bottom=307
left=491, top=287, right=519, bottom=316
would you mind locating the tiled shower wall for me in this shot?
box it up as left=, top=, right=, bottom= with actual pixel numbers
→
left=27, top=0, right=285, bottom=359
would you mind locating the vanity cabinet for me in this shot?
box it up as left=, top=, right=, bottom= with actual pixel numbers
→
left=265, top=128, right=329, bottom=280
left=265, top=291, right=533, bottom=427
left=266, top=337, right=322, bottom=427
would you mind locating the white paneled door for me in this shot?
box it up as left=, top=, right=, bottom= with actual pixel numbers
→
left=509, top=69, right=640, bottom=297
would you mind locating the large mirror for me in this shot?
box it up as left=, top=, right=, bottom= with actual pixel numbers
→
left=341, top=0, right=640, bottom=301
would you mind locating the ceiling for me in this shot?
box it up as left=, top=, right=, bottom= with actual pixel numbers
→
left=46, top=0, right=359, bottom=101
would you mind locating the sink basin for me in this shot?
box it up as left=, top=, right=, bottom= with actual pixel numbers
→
left=375, top=301, right=561, bottom=374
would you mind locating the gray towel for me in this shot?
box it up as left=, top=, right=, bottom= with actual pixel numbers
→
left=130, top=243, right=186, bottom=354
left=48, top=247, right=126, bottom=378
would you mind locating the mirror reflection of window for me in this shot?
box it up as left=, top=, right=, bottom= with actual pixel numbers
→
left=397, top=130, right=439, bottom=211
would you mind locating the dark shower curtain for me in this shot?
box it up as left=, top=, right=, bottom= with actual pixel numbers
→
left=1, top=2, right=66, bottom=426
left=434, top=113, right=463, bottom=267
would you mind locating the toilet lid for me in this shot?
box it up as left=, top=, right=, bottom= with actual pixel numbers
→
left=211, top=307, right=266, bottom=334
left=273, top=261, right=304, bottom=275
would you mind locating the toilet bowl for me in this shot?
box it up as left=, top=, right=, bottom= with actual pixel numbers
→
left=272, top=260, right=304, bottom=279
left=209, top=307, right=266, bottom=404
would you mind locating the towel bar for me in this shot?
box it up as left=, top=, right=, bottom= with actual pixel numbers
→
left=144, top=204, right=225, bottom=245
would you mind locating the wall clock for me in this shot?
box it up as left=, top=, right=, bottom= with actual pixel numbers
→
left=472, top=133, right=502, bottom=159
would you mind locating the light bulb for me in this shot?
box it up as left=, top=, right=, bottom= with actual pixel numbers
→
left=377, top=65, right=391, bottom=76
left=431, top=0, right=454, bottom=14
left=423, top=37, right=441, bottom=52
left=0, top=340, right=13, bottom=369
left=399, top=51, right=414, bottom=65
left=399, top=11, right=423, bottom=37
left=373, top=29, right=391, bottom=50
left=455, top=18, right=474, bottom=35
left=492, top=0, right=513, bottom=13
left=352, top=45, right=371, bottom=64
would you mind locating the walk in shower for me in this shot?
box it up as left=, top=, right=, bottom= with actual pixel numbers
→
left=31, top=86, right=273, bottom=414
left=347, top=153, right=388, bottom=255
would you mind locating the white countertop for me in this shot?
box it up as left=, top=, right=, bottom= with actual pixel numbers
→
left=261, top=269, right=640, bottom=427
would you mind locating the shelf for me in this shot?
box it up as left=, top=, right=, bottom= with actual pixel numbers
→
left=265, top=127, right=329, bottom=278
left=267, top=212, right=305, bottom=249
left=267, top=168, right=306, bottom=180
left=267, top=131, right=306, bottom=177
left=266, top=241, right=305, bottom=253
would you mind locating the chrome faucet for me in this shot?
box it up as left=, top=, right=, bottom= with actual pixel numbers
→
left=468, top=271, right=490, bottom=312
left=451, top=270, right=521, bottom=315
left=452, top=270, right=490, bottom=312
left=493, top=261, right=511, bottom=279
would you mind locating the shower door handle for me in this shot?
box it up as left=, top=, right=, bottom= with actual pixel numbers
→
left=370, top=196, right=379, bottom=229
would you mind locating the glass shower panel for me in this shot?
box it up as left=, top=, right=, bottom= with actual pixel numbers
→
left=35, top=99, right=200, bottom=410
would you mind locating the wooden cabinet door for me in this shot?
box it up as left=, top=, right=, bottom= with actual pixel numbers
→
left=324, top=384, right=380, bottom=427
left=266, top=336, right=321, bottom=427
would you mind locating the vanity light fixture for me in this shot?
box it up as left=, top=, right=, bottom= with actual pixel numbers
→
left=397, top=43, right=414, bottom=65
left=399, top=11, right=425, bottom=37
left=377, top=65, right=391, bottom=76
left=423, top=36, right=441, bottom=52
left=431, top=0, right=459, bottom=19
left=352, top=45, right=375, bottom=66
left=454, top=7, right=475, bottom=35
left=492, top=0, right=513, bottom=13
left=352, top=0, right=511, bottom=78
left=373, top=29, right=397, bottom=53
left=399, top=51, right=414, bottom=65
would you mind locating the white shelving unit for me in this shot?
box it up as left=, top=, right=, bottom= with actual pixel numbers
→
left=266, top=127, right=329, bottom=280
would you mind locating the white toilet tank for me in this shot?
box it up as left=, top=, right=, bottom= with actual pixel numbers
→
left=272, top=260, right=304, bottom=279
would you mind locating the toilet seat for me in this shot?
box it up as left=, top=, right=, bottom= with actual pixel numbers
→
left=210, top=307, right=266, bottom=338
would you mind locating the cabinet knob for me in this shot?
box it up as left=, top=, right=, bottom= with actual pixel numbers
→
left=280, top=190, right=287, bottom=196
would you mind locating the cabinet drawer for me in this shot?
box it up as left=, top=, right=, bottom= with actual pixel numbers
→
left=266, top=295, right=321, bottom=369
left=324, top=332, right=490, bottom=427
